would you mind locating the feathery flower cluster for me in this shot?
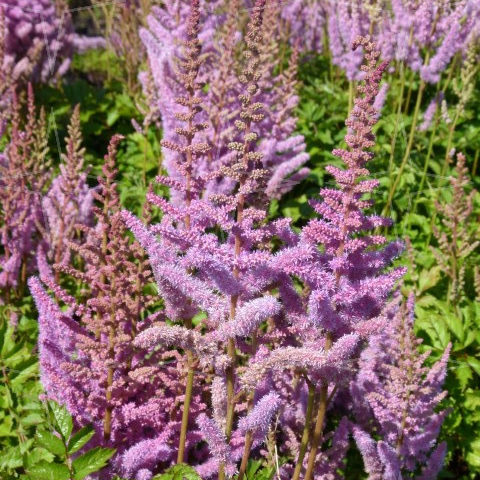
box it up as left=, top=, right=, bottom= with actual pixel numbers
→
left=140, top=0, right=310, bottom=201
left=280, top=0, right=326, bottom=53
left=240, top=37, right=407, bottom=479
left=128, top=2, right=290, bottom=477
left=0, top=86, right=50, bottom=295
left=431, top=153, right=479, bottom=306
left=38, top=105, right=94, bottom=280
left=352, top=295, right=450, bottom=479
left=1, top=0, right=105, bottom=83
left=30, top=136, right=203, bottom=480
left=279, top=0, right=480, bottom=83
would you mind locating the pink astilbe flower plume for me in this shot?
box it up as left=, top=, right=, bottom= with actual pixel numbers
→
left=128, top=2, right=300, bottom=476
left=1, top=0, right=105, bottom=83
left=30, top=135, right=203, bottom=479
left=237, top=392, right=280, bottom=438
left=140, top=0, right=309, bottom=202
left=196, top=414, right=237, bottom=478
left=0, top=86, right=50, bottom=297
left=240, top=37, right=406, bottom=479
left=352, top=295, right=450, bottom=478
left=38, top=105, right=94, bottom=281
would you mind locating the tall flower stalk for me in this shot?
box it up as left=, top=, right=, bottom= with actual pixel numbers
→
left=156, top=0, right=210, bottom=463
left=30, top=136, right=196, bottom=480
left=431, top=153, right=479, bottom=309
left=38, top=105, right=94, bottom=283
left=302, top=36, right=399, bottom=480
left=0, top=86, right=50, bottom=299
left=352, top=295, right=450, bottom=479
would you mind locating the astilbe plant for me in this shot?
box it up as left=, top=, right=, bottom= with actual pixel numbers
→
left=23, top=3, right=457, bottom=477
left=279, top=0, right=326, bottom=53
left=29, top=136, right=202, bottom=480
left=37, top=105, right=95, bottom=282
left=297, top=0, right=480, bottom=82
left=207, top=0, right=310, bottom=200
left=352, top=295, right=450, bottom=479
left=139, top=0, right=310, bottom=201
left=125, top=1, right=291, bottom=477
left=254, top=1, right=310, bottom=199
left=138, top=0, right=219, bottom=130
left=0, top=85, right=50, bottom=299
left=240, top=37, right=406, bottom=480
left=0, top=7, right=14, bottom=134
left=431, top=152, right=479, bottom=308
left=1, top=0, right=105, bottom=83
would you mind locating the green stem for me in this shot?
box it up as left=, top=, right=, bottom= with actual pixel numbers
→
left=236, top=332, right=259, bottom=480
left=441, top=109, right=460, bottom=177
left=472, top=150, right=479, bottom=177
left=303, top=384, right=329, bottom=480
left=142, top=127, right=149, bottom=189
left=348, top=81, right=354, bottom=114
left=303, top=334, right=333, bottom=480
left=383, top=79, right=425, bottom=217
left=413, top=110, right=440, bottom=213
left=237, top=431, right=254, bottom=480
left=387, top=62, right=407, bottom=178
left=218, top=336, right=237, bottom=480
left=291, top=380, right=316, bottom=480
left=177, top=320, right=195, bottom=464
left=403, top=68, right=414, bottom=115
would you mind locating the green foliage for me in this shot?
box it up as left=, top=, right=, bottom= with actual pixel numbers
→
left=25, top=400, right=115, bottom=480
left=152, top=464, right=203, bottom=480
left=232, top=460, right=277, bottom=480
left=0, top=304, right=44, bottom=478
left=71, top=446, right=116, bottom=480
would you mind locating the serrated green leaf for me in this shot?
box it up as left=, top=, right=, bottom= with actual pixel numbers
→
left=67, top=425, right=95, bottom=454
left=10, top=358, right=38, bottom=387
left=0, top=446, right=23, bottom=470
left=35, top=429, right=65, bottom=457
left=1, top=325, right=17, bottom=357
left=415, top=294, right=440, bottom=308
left=466, top=356, right=480, bottom=376
left=48, top=401, right=73, bottom=441
left=19, top=439, right=35, bottom=456
left=455, top=363, right=474, bottom=390
left=466, top=439, right=480, bottom=468
left=0, top=414, right=14, bottom=437
left=72, top=447, right=116, bottom=480
left=107, top=110, right=120, bottom=126
left=152, top=464, right=202, bottom=480
left=417, top=266, right=442, bottom=293
left=24, top=447, right=56, bottom=468
left=444, top=312, right=464, bottom=342
left=26, top=461, right=70, bottom=480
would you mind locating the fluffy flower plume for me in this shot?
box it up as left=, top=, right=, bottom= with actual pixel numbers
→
left=285, top=0, right=479, bottom=82
left=140, top=0, right=309, bottom=201
left=238, top=37, right=407, bottom=477
left=30, top=136, right=204, bottom=479
left=1, top=0, right=104, bottom=83
left=276, top=37, right=405, bottom=339
left=19, top=2, right=454, bottom=477
left=0, top=87, right=50, bottom=293
left=431, top=152, right=479, bottom=306
left=237, top=392, right=280, bottom=437
left=352, top=295, right=450, bottom=478
left=38, top=105, right=94, bottom=279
